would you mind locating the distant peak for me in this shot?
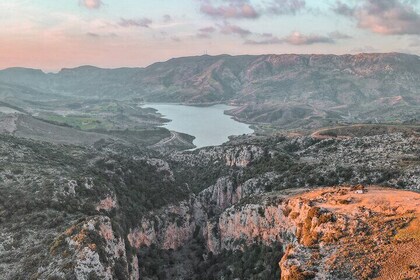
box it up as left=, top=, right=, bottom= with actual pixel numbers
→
left=0, top=67, right=46, bottom=75
left=60, top=65, right=102, bottom=71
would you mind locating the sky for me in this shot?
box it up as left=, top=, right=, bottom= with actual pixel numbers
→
left=0, top=0, right=419, bottom=71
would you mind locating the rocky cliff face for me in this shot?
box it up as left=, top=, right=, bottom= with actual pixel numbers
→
left=131, top=185, right=420, bottom=279
left=1, top=125, right=418, bottom=279
left=128, top=172, right=276, bottom=251
left=224, top=145, right=266, bottom=167
left=38, top=216, right=139, bottom=280
left=127, top=144, right=270, bottom=253
left=169, top=144, right=266, bottom=168
left=278, top=186, right=420, bottom=279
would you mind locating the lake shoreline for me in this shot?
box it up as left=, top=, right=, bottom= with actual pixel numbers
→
left=141, top=103, right=254, bottom=149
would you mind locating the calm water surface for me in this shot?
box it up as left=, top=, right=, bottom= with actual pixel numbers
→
left=144, top=103, right=253, bottom=148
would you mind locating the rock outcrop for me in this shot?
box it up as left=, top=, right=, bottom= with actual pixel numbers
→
left=128, top=172, right=277, bottom=250
left=131, top=185, right=420, bottom=279
left=277, top=186, right=420, bottom=279
left=39, top=216, right=139, bottom=280
left=1, top=125, right=419, bottom=280
left=169, top=144, right=266, bottom=168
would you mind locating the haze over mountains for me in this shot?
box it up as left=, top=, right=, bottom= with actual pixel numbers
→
left=1, top=52, right=419, bottom=128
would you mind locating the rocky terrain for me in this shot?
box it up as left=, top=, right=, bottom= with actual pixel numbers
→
left=0, top=125, right=417, bottom=279
left=0, top=52, right=419, bottom=279
left=134, top=130, right=419, bottom=279
left=132, top=184, right=420, bottom=280
left=279, top=186, right=420, bottom=280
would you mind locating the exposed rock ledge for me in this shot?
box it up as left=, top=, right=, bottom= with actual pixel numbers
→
left=279, top=186, right=420, bottom=280
left=129, top=185, right=420, bottom=279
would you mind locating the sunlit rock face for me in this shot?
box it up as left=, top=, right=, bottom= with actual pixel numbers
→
left=129, top=185, right=420, bottom=280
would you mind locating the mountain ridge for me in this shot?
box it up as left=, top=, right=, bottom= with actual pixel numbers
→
left=1, top=52, right=417, bottom=82
left=2, top=52, right=417, bottom=72
left=0, top=52, right=418, bottom=128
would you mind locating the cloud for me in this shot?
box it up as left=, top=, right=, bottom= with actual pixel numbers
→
left=351, top=45, right=379, bottom=53
left=329, top=31, right=352, bottom=39
left=118, top=18, right=153, bottom=28
left=80, top=0, right=103, bottom=9
left=266, top=0, right=306, bottom=15
left=261, top=33, right=274, bottom=37
left=198, top=0, right=306, bottom=19
left=86, top=32, right=117, bottom=38
left=196, top=26, right=217, bottom=38
left=332, top=0, right=420, bottom=35
left=86, top=32, right=99, bottom=38
left=284, top=32, right=335, bottom=45
left=245, top=31, right=337, bottom=45
left=163, top=14, right=172, bottom=23
left=332, top=1, right=354, bottom=16
left=200, top=1, right=259, bottom=19
left=199, top=26, right=216, bottom=33
left=218, top=22, right=252, bottom=37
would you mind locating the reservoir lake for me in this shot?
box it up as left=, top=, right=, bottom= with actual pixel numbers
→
left=144, top=103, right=254, bottom=148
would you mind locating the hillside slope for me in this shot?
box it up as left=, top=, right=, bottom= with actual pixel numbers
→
left=0, top=129, right=418, bottom=279
left=0, top=53, right=419, bottom=127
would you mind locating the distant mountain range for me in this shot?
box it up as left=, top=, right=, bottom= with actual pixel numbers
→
left=0, top=52, right=419, bottom=127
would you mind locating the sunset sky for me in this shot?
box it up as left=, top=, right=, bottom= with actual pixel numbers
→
left=0, top=0, right=419, bottom=71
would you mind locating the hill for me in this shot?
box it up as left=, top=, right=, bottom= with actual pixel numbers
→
left=1, top=53, right=419, bottom=128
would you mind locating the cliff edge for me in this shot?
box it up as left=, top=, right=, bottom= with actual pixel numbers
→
left=279, top=186, right=420, bottom=280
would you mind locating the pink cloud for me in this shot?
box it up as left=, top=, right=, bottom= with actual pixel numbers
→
left=285, top=32, right=334, bottom=45
left=199, top=0, right=306, bottom=18
left=246, top=32, right=336, bottom=45
left=201, top=2, right=259, bottom=19
left=196, top=26, right=217, bottom=39
left=333, top=0, right=420, bottom=35
left=219, top=22, right=252, bottom=37
left=80, top=0, right=103, bottom=9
